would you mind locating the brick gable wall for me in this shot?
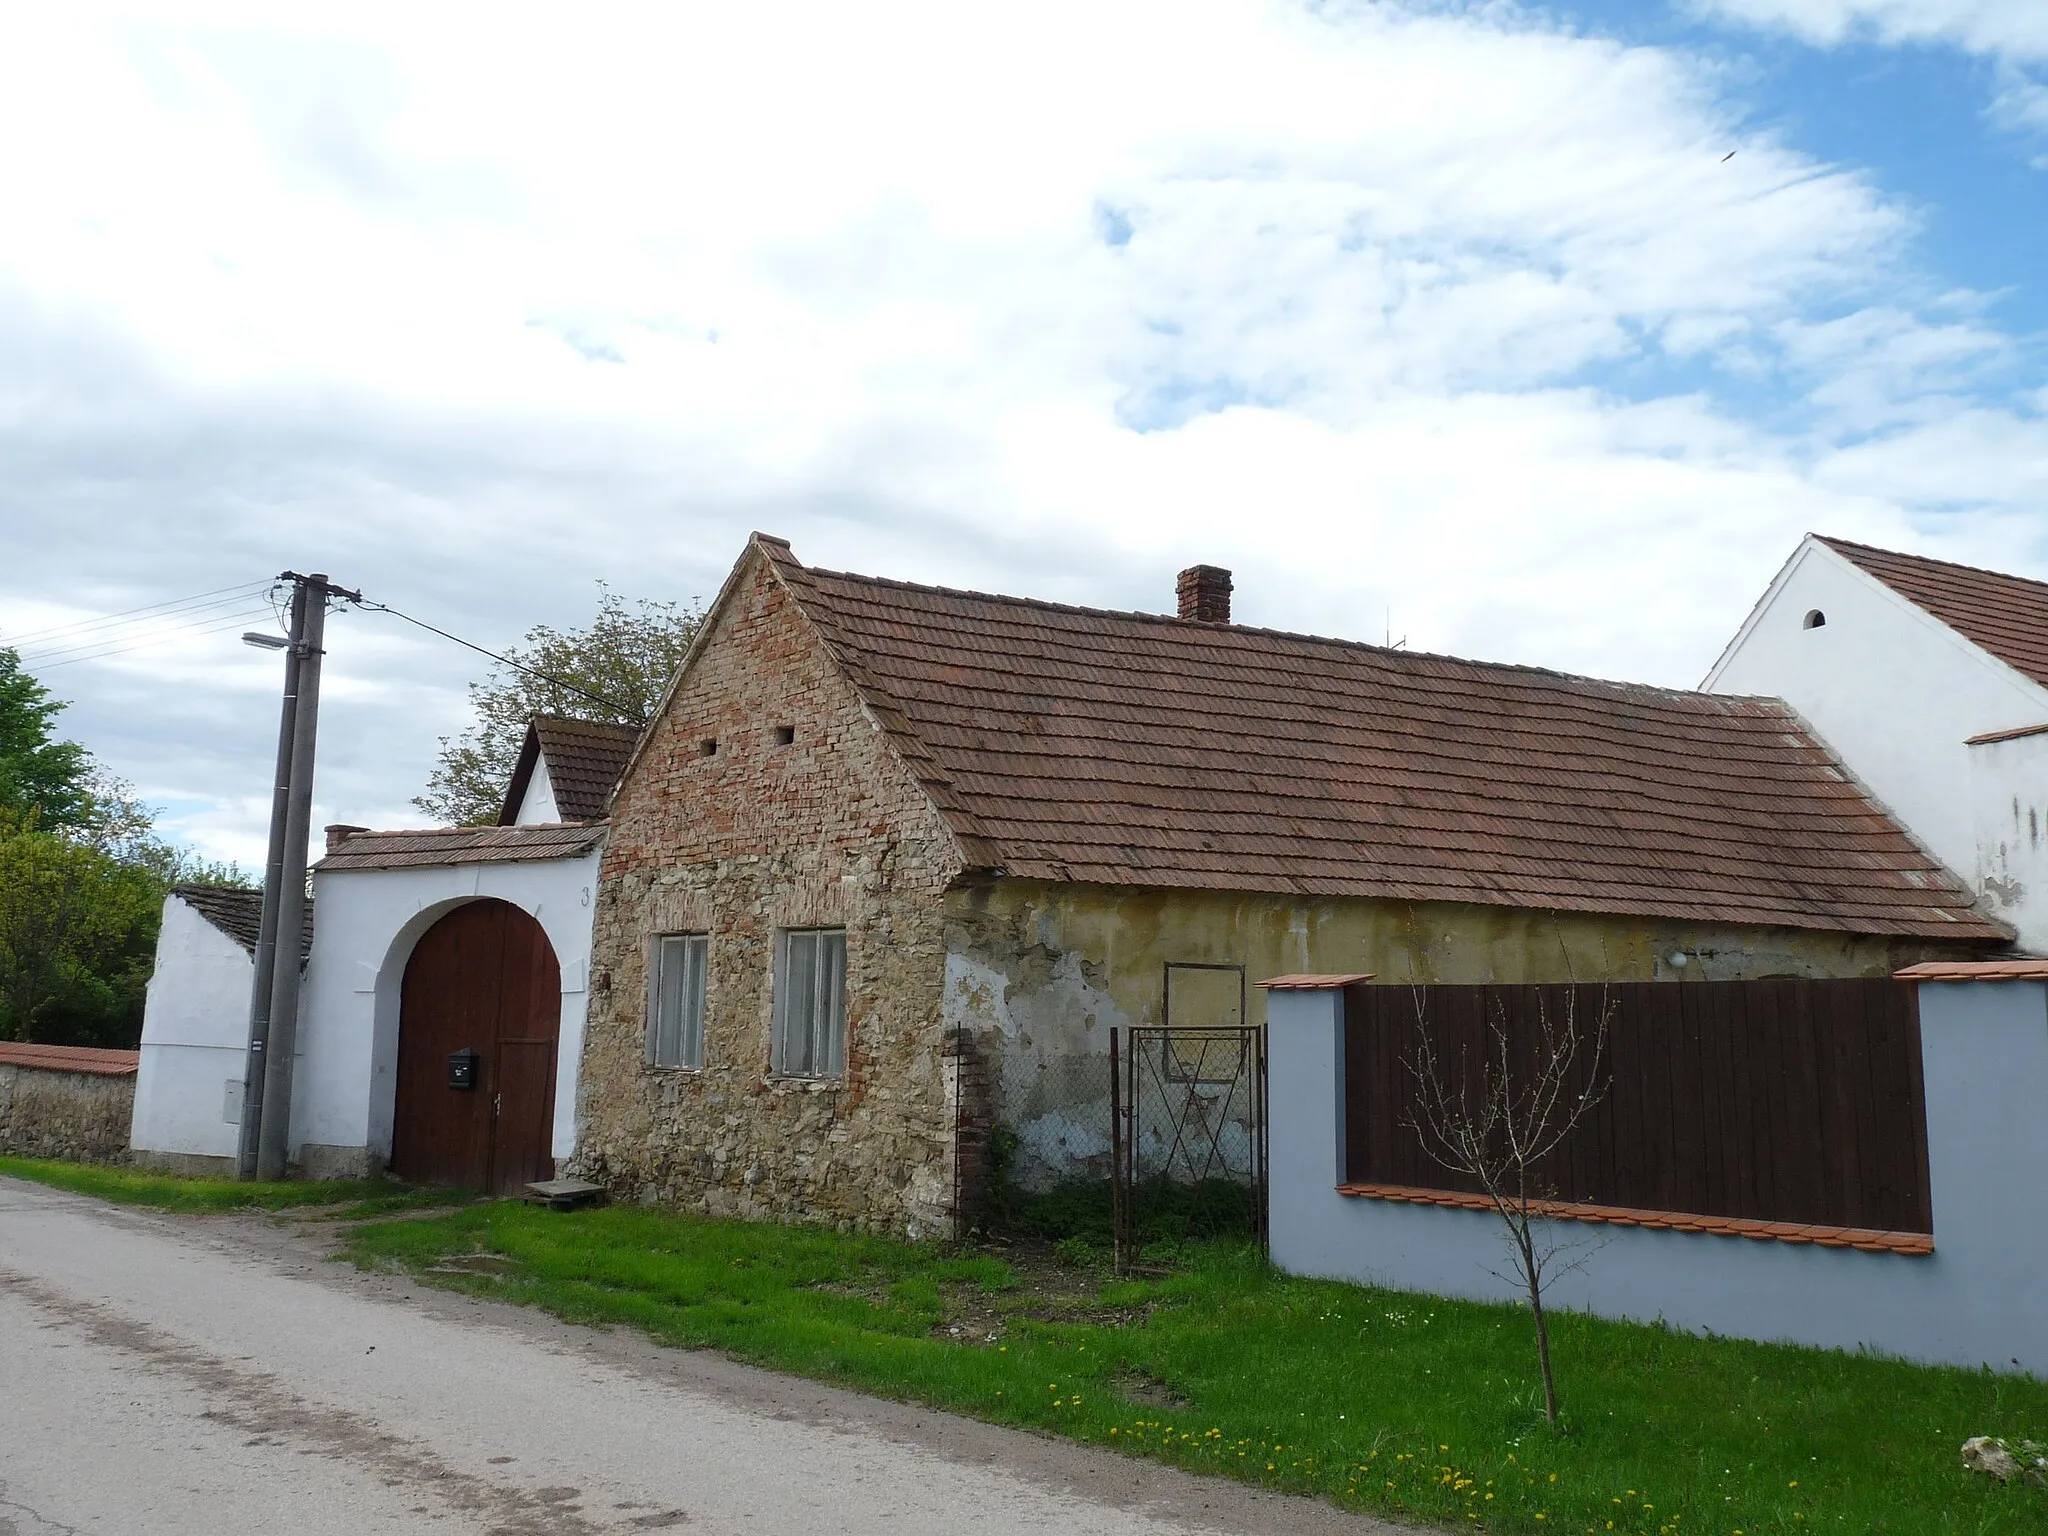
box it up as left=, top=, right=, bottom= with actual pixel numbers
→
left=574, top=552, right=967, bottom=1236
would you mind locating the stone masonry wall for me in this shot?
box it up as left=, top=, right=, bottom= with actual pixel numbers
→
left=575, top=547, right=967, bottom=1238
left=0, top=1064, right=136, bottom=1163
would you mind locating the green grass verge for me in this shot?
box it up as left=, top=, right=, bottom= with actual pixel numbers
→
left=343, top=1201, right=2048, bottom=1535
left=0, top=1155, right=472, bottom=1219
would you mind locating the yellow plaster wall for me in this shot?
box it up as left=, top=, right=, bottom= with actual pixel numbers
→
left=941, top=877, right=1982, bottom=1187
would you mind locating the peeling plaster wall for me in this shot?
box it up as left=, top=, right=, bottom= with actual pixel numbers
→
left=944, top=878, right=1977, bottom=1188
left=1971, top=729, right=2048, bottom=951
left=577, top=552, right=965, bottom=1238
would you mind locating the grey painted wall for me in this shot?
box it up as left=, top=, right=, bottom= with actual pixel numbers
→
left=1267, top=979, right=2048, bottom=1376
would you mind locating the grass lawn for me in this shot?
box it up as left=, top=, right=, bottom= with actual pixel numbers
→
left=0, top=1154, right=473, bottom=1219
left=341, top=1200, right=2048, bottom=1536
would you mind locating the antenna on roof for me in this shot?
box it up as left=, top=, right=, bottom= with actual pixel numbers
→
left=1385, top=608, right=1407, bottom=651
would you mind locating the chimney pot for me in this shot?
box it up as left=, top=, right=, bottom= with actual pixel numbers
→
left=324, top=824, right=369, bottom=854
left=1176, top=565, right=1233, bottom=624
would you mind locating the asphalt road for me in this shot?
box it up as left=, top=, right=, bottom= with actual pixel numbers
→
left=0, top=1177, right=1404, bottom=1535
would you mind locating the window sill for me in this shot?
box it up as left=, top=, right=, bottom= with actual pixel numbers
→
left=643, top=1063, right=703, bottom=1076
left=1333, top=1183, right=1934, bottom=1257
left=765, top=1074, right=843, bottom=1091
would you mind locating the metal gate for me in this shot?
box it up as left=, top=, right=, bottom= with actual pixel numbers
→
left=1110, top=1024, right=1267, bottom=1273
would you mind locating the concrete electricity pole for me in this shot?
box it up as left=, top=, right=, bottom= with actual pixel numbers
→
left=235, top=571, right=358, bottom=1181
left=233, top=580, right=305, bottom=1179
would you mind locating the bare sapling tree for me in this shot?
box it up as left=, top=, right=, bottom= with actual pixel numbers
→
left=1406, top=985, right=1611, bottom=1425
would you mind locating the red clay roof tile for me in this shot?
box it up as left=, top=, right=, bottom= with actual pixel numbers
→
left=1821, top=536, right=2048, bottom=692
left=765, top=546, right=2000, bottom=940
left=0, top=1043, right=139, bottom=1076
left=315, top=823, right=604, bottom=872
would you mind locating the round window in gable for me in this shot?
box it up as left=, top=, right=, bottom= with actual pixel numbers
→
left=1802, top=609, right=1826, bottom=629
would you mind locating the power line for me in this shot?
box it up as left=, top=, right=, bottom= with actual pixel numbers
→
left=19, top=598, right=282, bottom=665
left=0, top=580, right=273, bottom=650
left=349, top=597, right=648, bottom=722
left=37, top=609, right=281, bottom=669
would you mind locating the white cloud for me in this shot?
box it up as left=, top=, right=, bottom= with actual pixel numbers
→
left=0, top=0, right=2042, bottom=866
left=1687, top=0, right=2048, bottom=58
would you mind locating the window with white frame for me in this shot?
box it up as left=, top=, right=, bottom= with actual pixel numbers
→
left=773, top=928, right=846, bottom=1079
left=646, top=933, right=709, bottom=1069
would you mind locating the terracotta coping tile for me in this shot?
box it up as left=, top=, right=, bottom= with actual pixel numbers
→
left=1258, top=972, right=1377, bottom=990
left=1333, top=1183, right=1934, bottom=1256
left=1896, top=959, right=2048, bottom=982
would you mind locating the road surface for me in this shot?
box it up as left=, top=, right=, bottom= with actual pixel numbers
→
left=0, top=1176, right=1402, bottom=1535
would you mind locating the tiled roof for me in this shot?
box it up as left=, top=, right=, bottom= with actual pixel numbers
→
left=1820, top=536, right=2048, bottom=691
left=764, top=542, right=2000, bottom=940
left=174, top=884, right=314, bottom=963
left=315, top=823, right=605, bottom=872
left=0, top=1042, right=139, bottom=1076
left=499, top=716, right=642, bottom=825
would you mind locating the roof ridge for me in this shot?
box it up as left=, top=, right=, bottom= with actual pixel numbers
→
left=795, top=562, right=1780, bottom=711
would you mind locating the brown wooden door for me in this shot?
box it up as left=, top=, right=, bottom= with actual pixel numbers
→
left=391, top=900, right=561, bottom=1194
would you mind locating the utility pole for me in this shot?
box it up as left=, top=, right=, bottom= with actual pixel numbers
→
left=236, top=571, right=358, bottom=1181
left=234, top=580, right=305, bottom=1180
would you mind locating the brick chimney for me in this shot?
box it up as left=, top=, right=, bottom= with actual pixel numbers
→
left=324, top=824, right=369, bottom=854
left=1176, top=565, right=1233, bottom=624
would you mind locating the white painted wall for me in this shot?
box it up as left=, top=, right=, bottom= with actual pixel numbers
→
left=513, top=753, right=560, bottom=824
left=1971, top=728, right=2048, bottom=947
left=294, top=847, right=602, bottom=1169
left=1706, top=538, right=2048, bottom=905
left=1267, top=979, right=2048, bottom=1375
left=130, top=894, right=255, bottom=1161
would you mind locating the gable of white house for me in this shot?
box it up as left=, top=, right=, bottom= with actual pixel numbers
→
left=1707, top=537, right=2048, bottom=948
left=130, top=892, right=260, bottom=1169
left=512, top=753, right=562, bottom=824
left=1707, top=538, right=2048, bottom=882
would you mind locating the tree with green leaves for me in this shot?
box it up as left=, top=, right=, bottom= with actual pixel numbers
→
left=0, top=646, right=251, bottom=1045
left=415, top=586, right=702, bottom=826
left=0, top=810, right=165, bottom=1046
left=0, top=648, right=94, bottom=829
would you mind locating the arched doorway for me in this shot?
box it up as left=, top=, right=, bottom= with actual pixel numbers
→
left=390, top=899, right=561, bottom=1194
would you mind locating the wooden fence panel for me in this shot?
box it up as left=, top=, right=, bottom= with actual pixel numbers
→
left=1341, top=979, right=1930, bottom=1234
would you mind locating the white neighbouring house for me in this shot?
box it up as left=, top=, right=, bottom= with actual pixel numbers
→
left=129, top=886, right=311, bottom=1172
left=1707, top=535, right=2048, bottom=951
left=131, top=715, right=639, bottom=1185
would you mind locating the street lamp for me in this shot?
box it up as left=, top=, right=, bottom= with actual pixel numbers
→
left=242, top=632, right=290, bottom=650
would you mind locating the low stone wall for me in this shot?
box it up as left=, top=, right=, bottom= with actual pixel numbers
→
left=0, top=1045, right=140, bottom=1164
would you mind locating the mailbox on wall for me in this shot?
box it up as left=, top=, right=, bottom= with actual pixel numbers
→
left=447, top=1047, right=481, bottom=1090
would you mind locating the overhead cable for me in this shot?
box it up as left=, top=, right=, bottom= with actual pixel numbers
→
left=1, top=580, right=273, bottom=650
left=349, top=597, right=648, bottom=722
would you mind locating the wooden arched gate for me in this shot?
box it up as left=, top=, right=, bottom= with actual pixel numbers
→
left=390, top=899, right=561, bottom=1194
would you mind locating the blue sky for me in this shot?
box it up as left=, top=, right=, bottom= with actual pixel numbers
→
left=1563, top=1, right=2046, bottom=331
left=0, top=0, right=2042, bottom=865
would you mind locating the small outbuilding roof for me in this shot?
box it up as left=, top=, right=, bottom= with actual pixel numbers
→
left=498, top=715, right=642, bottom=825
left=175, top=884, right=313, bottom=963
left=0, top=1042, right=139, bottom=1076
left=744, top=537, right=2001, bottom=941
left=1819, top=536, right=2048, bottom=692
left=315, top=823, right=605, bottom=872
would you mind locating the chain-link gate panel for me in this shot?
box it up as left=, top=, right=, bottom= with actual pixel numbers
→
left=1110, top=1024, right=1266, bottom=1273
